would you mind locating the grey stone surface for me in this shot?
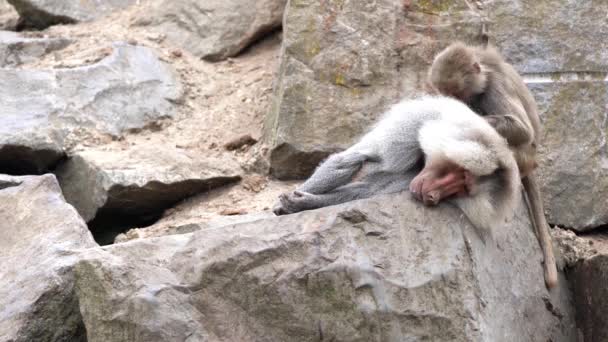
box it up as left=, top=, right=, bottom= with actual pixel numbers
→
left=266, top=0, right=486, bottom=179
left=0, top=31, right=72, bottom=67
left=0, top=0, right=18, bottom=30
left=573, top=253, right=608, bottom=342
left=0, top=42, right=182, bottom=175
left=114, top=211, right=273, bottom=242
left=485, top=1, right=608, bottom=73
left=56, top=145, right=241, bottom=244
left=75, top=194, right=576, bottom=342
left=0, top=174, right=96, bottom=342
left=136, top=0, right=286, bottom=61
left=529, top=80, right=608, bottom=232
left=7, top=0, right=136, bottom=29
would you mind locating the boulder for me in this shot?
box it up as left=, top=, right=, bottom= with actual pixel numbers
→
left=56, top=145, right=242, bottom=244
left=266, top=0, right=486, bottom=179
left=0, top=0, right=18, bottom=30
left=7, top=0, right=137, bottom=29
left=529, top=81, right=608, bottom=232
left=0, top=31, right=72, bottom=67
left=75, top=194, right=576, bottom=341
left=0, top=42, right=182, bottom=175
left=573, top=253, right=608, bottom=342
left=485, top=1, right=608, bottom=73
left=267, top=0, right=608, bottom=231
left=135, top=0, right=286, bottom=61
left=0, top=174, right=96, bottom=342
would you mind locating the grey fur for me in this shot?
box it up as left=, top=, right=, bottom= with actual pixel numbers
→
left=273, top=96, right=520, bottom=230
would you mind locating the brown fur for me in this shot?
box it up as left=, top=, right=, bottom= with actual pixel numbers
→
left=428, top=42, right=558, bottom=289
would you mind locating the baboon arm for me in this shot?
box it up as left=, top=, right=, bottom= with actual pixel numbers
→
left=485, top=114, right=533, bottom=146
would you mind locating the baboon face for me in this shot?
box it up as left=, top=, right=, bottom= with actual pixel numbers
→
left=429, top=43, right=486, bottom=102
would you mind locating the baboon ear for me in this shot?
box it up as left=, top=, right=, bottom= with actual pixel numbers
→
left=472, top=62, right=481, bottom=73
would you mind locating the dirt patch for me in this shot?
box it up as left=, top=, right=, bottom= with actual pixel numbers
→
left=10, top=2, right=298, bottom=241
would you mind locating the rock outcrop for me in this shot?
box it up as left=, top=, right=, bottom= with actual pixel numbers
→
left=265, top=0, right=486, bottom=179
left=75, top=194, right=576, bottom=341
left=7, top=0, right=137, bottom=29
left=0, top=42, right=182, bottom=175
left=56, top=146, right=242, bottom=244
left=266, top=0, right=608, bottom=233
left=135, top=0, right=286, bottom=61
left=0, top=0, right=18, bottom=30
left=0, top=174, right=96, bottom=342
left=0, top=31, right=72, bottom=67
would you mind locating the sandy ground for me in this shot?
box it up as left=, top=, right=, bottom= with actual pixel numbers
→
left=8, top=2, right=299, bottom=241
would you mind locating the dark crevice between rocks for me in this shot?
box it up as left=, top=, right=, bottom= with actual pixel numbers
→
left=0, top=179, right=21, bottom=190
left=576, top=224, right=608, bottom=235
left=88, top=177, right=241, bottom=245
left=236, top=26, right=283, bottom=58
left=10, top=2, right=77, bottom=31
left=556, top=223, right=608, bottom=237
left=0, top=145, right=65, bottom=175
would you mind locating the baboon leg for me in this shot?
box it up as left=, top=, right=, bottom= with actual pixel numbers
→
left=297, top=151, right=369, bottom=194
left=274, top=182, right=370, bottom=215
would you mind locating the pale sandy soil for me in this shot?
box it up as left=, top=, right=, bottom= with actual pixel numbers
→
left=9, top=2, right=299, bottom=241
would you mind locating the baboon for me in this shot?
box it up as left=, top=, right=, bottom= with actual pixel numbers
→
left=273, top=96, right=520, bottom=232
left=428, top=42, right=557, bottom=289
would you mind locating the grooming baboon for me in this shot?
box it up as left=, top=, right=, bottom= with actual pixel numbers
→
left=428, top=42, right=557, bottom=289
left=273, top=96, right=520, bottom=232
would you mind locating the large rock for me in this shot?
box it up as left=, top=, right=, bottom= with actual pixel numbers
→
left=485, top=1, right=608, bottom=73
left=266, top=0, right=486, bottom=179
left=75, top=194, right=576, bottom=341
left=7, top=0, right=136, bottom=29
left=267, top=0, right=608, bottom=230
left=0, top=0, right=18, bottom=30
left=529, top=80, right=608, bottom=232
left=0, top=42, right=182, bottom=175
left=135, top=0, right=286, bottom=61
left=0, top=174, right=96, bottom=342
left=573, top=253, right=608, bottom=342
left=0, top=31, right=72, bottom=67
left=56, top=145, right=241, bottom=245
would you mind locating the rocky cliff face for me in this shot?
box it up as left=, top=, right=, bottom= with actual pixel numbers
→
left=1, top=0, right=607, bottom=341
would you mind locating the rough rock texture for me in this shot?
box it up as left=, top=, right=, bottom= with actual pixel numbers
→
left=0, top=174, right=96, bottom=342
left=530, top=81, right=608, bottom=232
left=7, top=0, right=137, bottom=29
left=0, top=0, right=18, bottom=30
left=75, top=194, right=575, bottom=342
left=573, top=253, right=608, bottom=342
left=552, top=228, right=597, bottom=268
left=114, top=211, right=273, bottom=242
left=266, top=0, right=486, bottom=179
left=135, top=0, right=286, bottom=61
left=56, top=145, right=242, bottom=244
left=0, top=42, right=182, bottom=175
left=485, top=1, right=608, bottom=73
left=0, top=31, right=72, bottom=67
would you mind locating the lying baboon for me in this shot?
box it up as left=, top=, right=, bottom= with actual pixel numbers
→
left=428, top=42, right=557, bottom=288
left=273, top=96, right=520, bottom=231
